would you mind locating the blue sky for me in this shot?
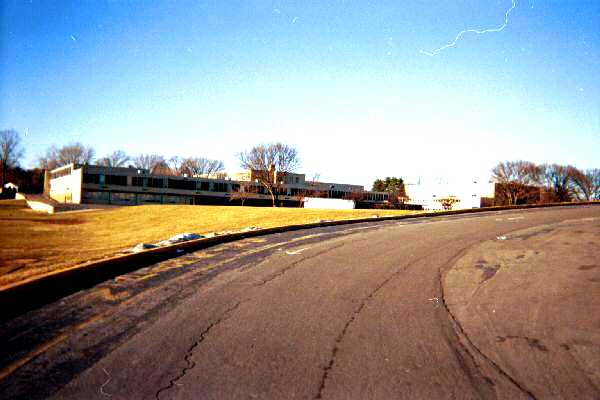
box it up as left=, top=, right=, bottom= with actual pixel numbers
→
left=1, top=0, right=599, bottom=187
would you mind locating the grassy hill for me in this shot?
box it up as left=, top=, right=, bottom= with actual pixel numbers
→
left=0, top=200, right=417, bottom=287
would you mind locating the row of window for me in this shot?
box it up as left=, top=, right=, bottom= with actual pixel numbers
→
left=366, top=193, right=389, bottom=201
left=82, top=191, right=193, bottom=205
left=83, top=173, right=244, bottom=193
left=50, top=167, right=72, bottom=179
left=81, top=173, right=386, bottom=199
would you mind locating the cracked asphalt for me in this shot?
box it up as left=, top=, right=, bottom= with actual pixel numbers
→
left=1, top=206, right=599, bottom=399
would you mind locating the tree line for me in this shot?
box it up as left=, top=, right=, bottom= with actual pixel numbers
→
left=0, top=130, right=229, bottom=193
left=3, top=128, right=599, bottom=207
left=492, top=160, right=600, bottom=205
left=1, top=130, right=301, bottom=206
left=36, top=143, right=227, bottom=178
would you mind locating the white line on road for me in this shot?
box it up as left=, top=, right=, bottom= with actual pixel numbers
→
left=285, top=248, right=309, bottom=255
left=100, top=368, right=111, bottom=397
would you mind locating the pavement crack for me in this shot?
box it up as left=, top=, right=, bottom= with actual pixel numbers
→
left=154, top=301, right=241, bottom=400
left=314, top=262, right=411, bottom=399
left=437, top=265, right=537, bottom=400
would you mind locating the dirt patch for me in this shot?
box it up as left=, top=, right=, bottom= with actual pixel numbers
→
left=474, top=261, right=499, bottom=283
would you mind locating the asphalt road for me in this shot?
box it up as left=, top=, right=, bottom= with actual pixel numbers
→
left=1, top=206, right=599, bottom=399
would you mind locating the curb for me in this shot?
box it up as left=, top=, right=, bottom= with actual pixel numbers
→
left=1, top=201, right=598, bottom=319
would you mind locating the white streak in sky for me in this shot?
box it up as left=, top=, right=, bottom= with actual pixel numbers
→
left=70, top=35, right=77, bottom=42
left=420, top=0, right=517, bottom=57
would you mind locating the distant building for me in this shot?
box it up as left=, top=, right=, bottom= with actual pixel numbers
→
left=405, top=180, right=495, bottom=211
left=44, top=164, right=391, bottom=207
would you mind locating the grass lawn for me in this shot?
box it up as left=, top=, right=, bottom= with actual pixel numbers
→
left=0, top=199, right=418, bottom=287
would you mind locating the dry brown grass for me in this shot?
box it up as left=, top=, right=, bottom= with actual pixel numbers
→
left=0, top=200, right=417, bottom=287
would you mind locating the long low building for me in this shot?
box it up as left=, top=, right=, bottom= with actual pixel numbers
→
left=44, top=164, right=391, bottom=207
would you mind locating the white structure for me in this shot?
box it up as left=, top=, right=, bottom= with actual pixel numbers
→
left=303, top=197, right=356, bottom=210
left=405, top=180, right=495, bottom=211
left=47, top=164, right=83, bottom=203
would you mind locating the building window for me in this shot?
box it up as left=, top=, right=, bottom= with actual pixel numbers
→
left=50, top=167, right=72, bottom=179
left=132, top=176, right=144, bottom=187
left=138, top=193, right=162, bottom=203
left=213, top=182, right=228, bottom=192
left=147, top=177, right=164, bottom=188
left=168, top=179, right=196, bottom=191
left=199, top=181, right=209, bottom=191
left=105, top=175, right=128, bottom=186
left=83, top=173, right=100, bottom=184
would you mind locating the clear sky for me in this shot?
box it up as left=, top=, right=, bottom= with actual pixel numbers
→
left=1, top=0, right=599, bottom=187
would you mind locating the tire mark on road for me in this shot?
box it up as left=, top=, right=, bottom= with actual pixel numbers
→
left=313, top=241, right=462, bottom=399
left=255, top=243, right=346, bottom=287
left=438, top=260, right=537, bottom=399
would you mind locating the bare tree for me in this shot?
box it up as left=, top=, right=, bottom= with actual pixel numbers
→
left=307, top=173, right=320, bottom=186
left=180, top=157, right=225, bottom=177
left=229, top=181, right=257, bottom=206
left=540, top=164, right=577, bottom=202
left=569, top=168, right=600, bottom=201
left=585, top=169, right=600, bottom=200
left=38, top=143, right=94, bottom=170
left=238, top=143, right=300, bottom=207
left=37, top=147, right=59, bottom=170
left=58, top=143, right=94, bottom=166
left=98, top=150, right=130, bottom=168
left=0, top=129, right=24, bottom=187
left=132, top=154, right=168, bottom=174
left=343, top=191, right=366, bottom=204
left=152, top=160, right=175, bottom=176
left=168, top=156, right=185, bottom=176
left=491, top=161, right=541, bottom=205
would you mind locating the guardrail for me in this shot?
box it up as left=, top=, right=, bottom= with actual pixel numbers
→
left=1, top=201, right=598, bottom=320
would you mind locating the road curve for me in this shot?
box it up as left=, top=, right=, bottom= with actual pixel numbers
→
left=1, top=206, right=599, bottom=399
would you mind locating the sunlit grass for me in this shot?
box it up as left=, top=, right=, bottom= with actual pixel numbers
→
left=0, top=200, right=417, bottom=287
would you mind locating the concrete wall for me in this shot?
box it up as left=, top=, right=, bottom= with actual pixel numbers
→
left=26, top=200, right=55, bottom=213
left=49, top=165, right=83, bottom=204
left=304, top=197, right=355, bottom=210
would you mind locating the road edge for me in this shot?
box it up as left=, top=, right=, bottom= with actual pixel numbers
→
left=1, top=201, right=598, bottom=319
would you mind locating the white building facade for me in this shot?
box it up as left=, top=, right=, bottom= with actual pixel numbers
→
left=405, top=180, right=495, bottom=211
